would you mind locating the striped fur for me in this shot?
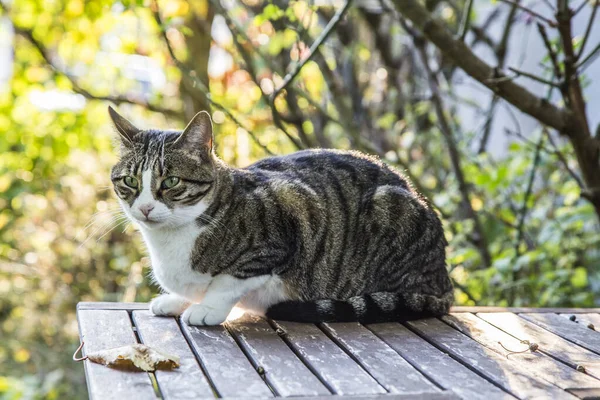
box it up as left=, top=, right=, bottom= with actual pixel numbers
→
left=109, top=108, right=453, bottom=324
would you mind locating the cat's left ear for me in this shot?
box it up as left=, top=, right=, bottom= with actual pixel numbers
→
left=174, top=111, right=213, bottom=153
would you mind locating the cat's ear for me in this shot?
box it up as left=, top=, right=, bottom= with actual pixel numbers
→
left=108, top=106, right=139, bottom=146
left=174, top=111, right=213, bottom=153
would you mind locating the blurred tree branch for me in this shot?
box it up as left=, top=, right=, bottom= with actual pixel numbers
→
left=393, top=0, right=600, bottom=222
left=151, top=0, right=275, bottom=155
left=406, top=22, right=492, bottom=269
left=0, top=1, right=185, bottom=121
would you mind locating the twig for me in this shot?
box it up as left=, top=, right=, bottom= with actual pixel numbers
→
left=497, top=0, right=558, bottom=27
left=498, top=340, right=539, bottom=358
left=270, top=0, right=353, bottom=102
left=458, top=0, right=475, bottom=41
left=478, top=2, right=519, bottom=153
left=576, top=0, right=599, bottom=61
left=576, top=42, right=600, bottom=71
left=73, top=341, right=87, bottom=362
left=537, top=23, right=563, bottom=80
left=508, top=67, right=561, bottom=87
left=545, top=131, right=585, bottom=188
left=514, top=131, right=545, bottom=256
left=151, top=0, right=275, bottom=155
left=575, top=0, right=591, bottom=15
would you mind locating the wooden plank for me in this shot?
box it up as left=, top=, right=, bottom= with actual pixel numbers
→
left=567, top=388, right=600, bottom=399
left=78, top=302, right=149, bottom=310
left=226, top=314, right=330, bottom=397
left=479, top=312, right=600, bottom=380
left=368, top=322, right=515, bottom=400
left=560, top=313, right=600, bottom=330
left=132, top=311, right=215, bottom=399
left=444, top=313, right=600, bottom=390
left=77, top=310, right=156, bottom=400
left=521, top=313, right=600, bottom=355
left=262, top=392, right=461, bottom=400
left=274, top=321, right=386, bottom=395
left=407, top=318, right=577, bottom=399
left=180, top=321, right=274, bottom=398
left=452, top=306, right=600, bottom=314
left=320, top=322, right=438, bottom=394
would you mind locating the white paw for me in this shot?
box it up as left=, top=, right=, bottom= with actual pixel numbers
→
left=181, top=304, right=229, bottom=326
left=150, top=294, right=190, bottom=317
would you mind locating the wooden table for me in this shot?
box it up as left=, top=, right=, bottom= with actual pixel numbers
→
left=77, top=303, right=600, bottom=399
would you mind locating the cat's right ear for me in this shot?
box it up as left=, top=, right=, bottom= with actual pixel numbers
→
left=108, top=106, right=139, bottom=147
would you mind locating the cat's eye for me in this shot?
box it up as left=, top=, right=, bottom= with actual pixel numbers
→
left=123, top=176, right=138, bottom=188
left=161, top=176, right=180, bottom=189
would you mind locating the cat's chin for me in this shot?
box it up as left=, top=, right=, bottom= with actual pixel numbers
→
left=135, top=219, right=169, bottom=230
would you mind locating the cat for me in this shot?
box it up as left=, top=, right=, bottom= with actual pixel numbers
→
left=109, top=106, right=453, bottom=326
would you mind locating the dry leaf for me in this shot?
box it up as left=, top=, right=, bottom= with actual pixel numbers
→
left=74, top=342, right=180, bottom=372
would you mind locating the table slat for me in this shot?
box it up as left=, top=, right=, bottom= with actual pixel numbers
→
left=227, top=314, right=331, bottom=397
left=444, top=313, right=600, bottom=390
left=132, top=311, right=215, bottom=399
left=274, top=321, right=386, bottom=395
left=321, top=322, right=439, bottom=394
left=180, top=322, right=274, bottom=398
left=479, top=312, right=600, bottom=380
left=521, top=313, right=600, bottom=355
left=560, top=313, right=600, bottom=329
left=77, top=310, right=157, bottom=400
left=368, top=322, right=515, bottom=400
left=408, top=318, right=576, bottom=399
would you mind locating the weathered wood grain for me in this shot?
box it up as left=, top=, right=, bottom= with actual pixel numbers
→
left=521, top=313, right=600, bottom=355
left=368, top=322, right=515, bottom=400
left=226, top=314, right=330, bottom=397
left=560, top=313, right=600, bottom=330
left=77, top=302, right=149, bottom=310
left=132, top=311, right=215, bottom=399
left=180, top=321, right=274, bottom=398
left=77, top=309, right=156, bottom=400
left=321, top=322, right=438, bottom=394
left=274, top=321, right=386, bottom=395
left=444, top=313, right=600, bottom=389
left=451, top=307, right=600, bottom=314
left=407, top=318, right=577, bottom=399
left=479, top=312, right=600, bottom=380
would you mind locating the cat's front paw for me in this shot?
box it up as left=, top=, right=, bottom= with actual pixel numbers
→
left=181, top=304, right=229, bottom=326
left=150, top=294, right=190, bottom=317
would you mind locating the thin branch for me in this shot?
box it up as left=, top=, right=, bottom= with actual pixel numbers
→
left=514, top=132, right=545, bottom=255
left=576, top=42, right=600, bottom=71
left=478, top=1, right=519, bottom=153
left=497, top=0, right=558, bottom=27
left=545, top=130, right=585, bottom=188
left=406, top=21, right=492, bottom=269
left=507, top=66, right=561, bottom=87
left=270, top=0, right=353, bottom=102
left=458, top=0, right=475, bottom=41
left=576, top=0, right=599, bottom=61
left=151, top=0, right=275, bottom=155
left=537, top=23, right=563, bottom=80
left=575, top=0, right=590, bottom=15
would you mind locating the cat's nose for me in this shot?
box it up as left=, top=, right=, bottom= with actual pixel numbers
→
left=139, top=204, right=154, bottom=218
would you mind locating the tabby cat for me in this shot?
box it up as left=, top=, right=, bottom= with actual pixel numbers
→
left=109, top=106, right=453, bottom=326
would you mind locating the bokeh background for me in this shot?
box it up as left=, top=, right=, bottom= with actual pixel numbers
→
left=1, top=0, right=599, bottom=398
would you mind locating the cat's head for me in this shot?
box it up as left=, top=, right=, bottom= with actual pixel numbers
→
left=109, top=106, right=216, bottom=230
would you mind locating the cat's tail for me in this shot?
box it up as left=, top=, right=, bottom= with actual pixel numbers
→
left=265, top=291, right=454, bottom=323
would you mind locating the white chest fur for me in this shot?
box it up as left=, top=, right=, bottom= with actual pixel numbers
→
left=140, top=223, right=211, bottom=302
